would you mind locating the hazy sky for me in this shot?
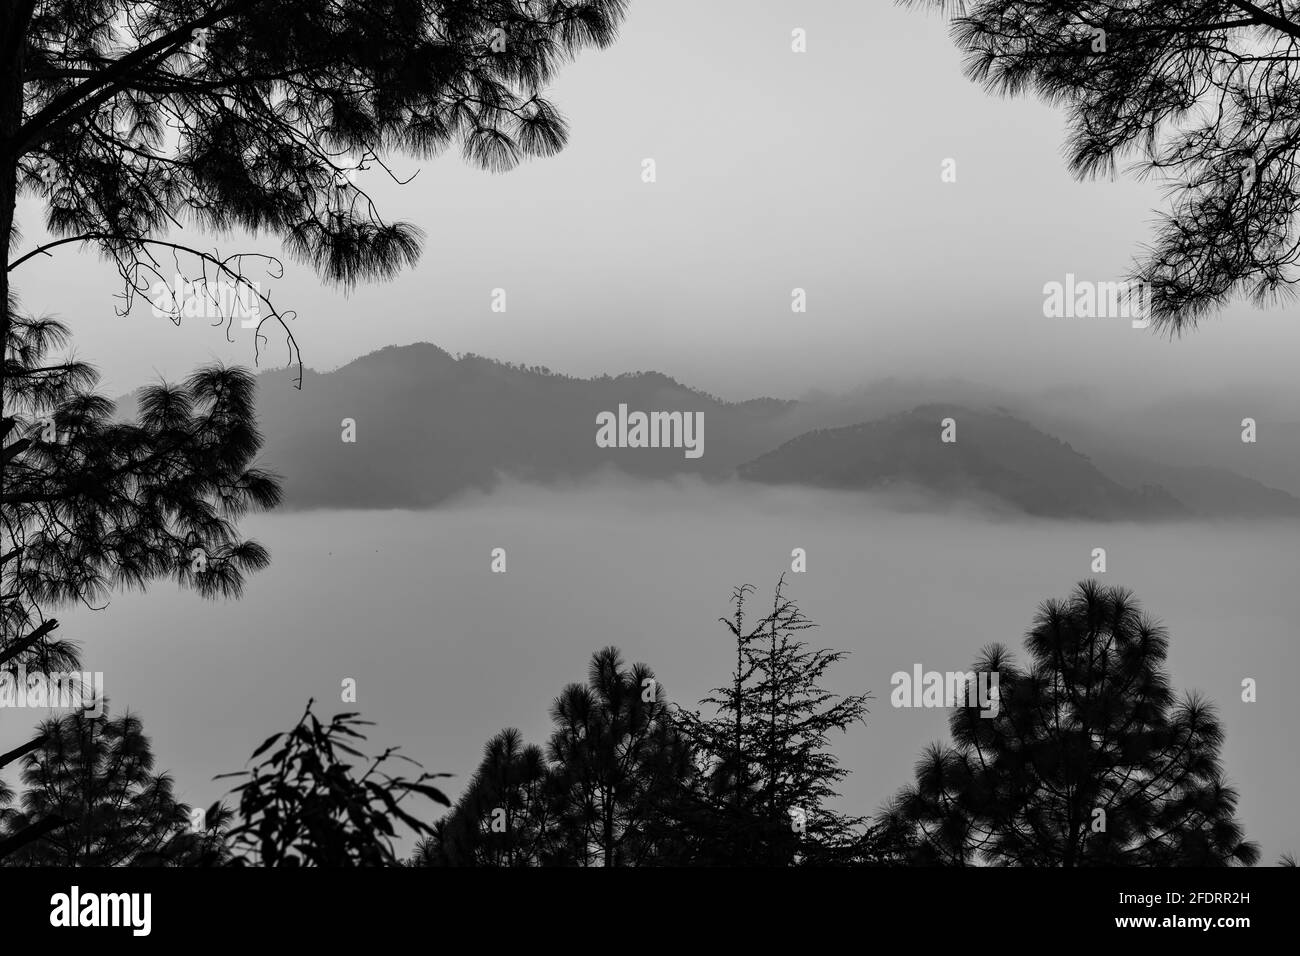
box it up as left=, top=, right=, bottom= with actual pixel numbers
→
left=11, top=0, right=1300, bottom=400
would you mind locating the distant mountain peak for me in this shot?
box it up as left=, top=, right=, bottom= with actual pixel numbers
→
left=334, top=341, right=457, bottom=375
left=738, top=404, right=1189, bottom=520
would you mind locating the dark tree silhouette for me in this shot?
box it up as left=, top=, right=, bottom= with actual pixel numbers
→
left=543, top=647, right=692, bottom=866
left=419, top=598, right=874, bottom=868
left=217, top=699, right=450, bottom=866
left=2, top=0, right=627, bottom=666
left=0, top=705, right=220, bottom=866
left=1, top=324, right=277, bottom=856
left=880, top=580, right=1260, bottom=866
left=420, top=648, right=692, bottom=867
left=412, top=728, right=556, bottom=867
left=2, top=316, right=280, bottom=645
left=2, top=0, right=625, bottom=817
left=1, top=0, right=628, bottom=391
left=1, top=314, right=281, bottom=828
left=909, top=0, right=1300, bottom=330
left=670, top=577, right=872, bottom=865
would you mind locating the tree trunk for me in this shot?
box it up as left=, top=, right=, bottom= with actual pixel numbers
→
left=0, top=2, right=36, bottom=417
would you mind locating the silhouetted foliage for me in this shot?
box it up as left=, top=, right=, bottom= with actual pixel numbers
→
left=0, top=705, right=219, bottom=865
left=1, top=0, right=628, bottom=385
left=1, top=315, right=281, bottom=710
left=0, top=0, right=630, bottom=873
left=217, top=699, right=450, bottom=866
left=413, top=728, right=557, bottom=866
left=1, top=0, right=626, bottom=664
left=542, top=647, right=692, bottom=866
left=417, top=648, right=693, bottom=867
left=909, top=0, right=1300, bottom=330
left=880, top=580, right=1260, bottom=866
left=669, top=577, right=872, bottom=865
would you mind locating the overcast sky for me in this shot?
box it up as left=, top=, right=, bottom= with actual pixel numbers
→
left=11, top=0, right=1300, bottom=403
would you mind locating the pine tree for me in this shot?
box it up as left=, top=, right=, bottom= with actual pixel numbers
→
left=3, top=316, right=280, bottom=650
left=415, top=728, right=555, bottom=866
left=906, top=0, right=1300, bottom=330
left=544, top=647, right=691, bottom=866
left=1, top=315, right=280, bottom=857
left=880, top=580, right=1260, bottom=866
left=0, top=706, right=217, bottom=866
left=416, top=650, right=692, bottom=867
left=1, top=0, right=628, bottom=391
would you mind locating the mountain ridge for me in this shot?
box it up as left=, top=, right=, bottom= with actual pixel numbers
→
left=121, top=342, right=1300, bottom=519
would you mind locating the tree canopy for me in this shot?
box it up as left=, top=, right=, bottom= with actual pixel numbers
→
left=0, top=705, right=215, bottom=866
left=879, top=580, right=1259, bottom=866
left=218, top=700, right=451, bottom=866
left=1, top=315, right=280, bottom=691
left=418, top=648, right=691, bottom=867
left=910, top=0, right=1300, bottom=330
left=1, top=0, right=626, bottom=863
left=2, top=0, right=628, bottom=385
left=669, top=578, right=872, bottom=865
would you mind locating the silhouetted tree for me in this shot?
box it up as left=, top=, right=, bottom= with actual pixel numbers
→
left=880, top=580, right=1259, bottom=866
left=671, top=577, right=872, bottom=865
left=176, top=801, right=236, bottom=866
left=1, top=315, right=281, bottom=843
left=3, top=316, right=280, bottom=651
left=0, top=705, right=217, bottom=865
left=2, top=8, right=629, bottom=786
left=544, top=647, right=692, bottom=866
left=217, top=699, right=450, bottom=866
left=2, top=1, right=626, bottom=829
left=414, top=728, right=556, bottom=866
left=909, top=0, right=1300, bottom=330
left=1, top=0, right=628, bottom=390
left=414, top=651, right=692, bottom=867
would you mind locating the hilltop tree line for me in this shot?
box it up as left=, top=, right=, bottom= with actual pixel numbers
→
left=456, top=351, right=736, bottom=405
left=0, top=579, right=1271, bottom=867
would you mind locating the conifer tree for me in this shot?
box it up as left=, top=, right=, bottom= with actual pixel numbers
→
left=1, top=0, right=628, bottom=388
left=672, top=577, right=872, bottom=865
left=880, top=581, right=1260, bottom=866
left=544, top=647, right=691, bottom=866
left=907, top=0, right=1300, bottom=330
left=414, top=728, right=555, bottom=866
left=0, top=706, right=219, bottom=866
